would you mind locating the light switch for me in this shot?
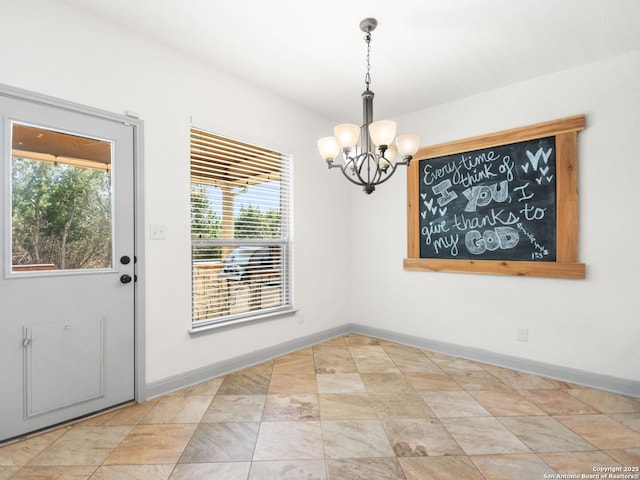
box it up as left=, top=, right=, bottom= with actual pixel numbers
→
left=150, top=224, right=166, bottom=240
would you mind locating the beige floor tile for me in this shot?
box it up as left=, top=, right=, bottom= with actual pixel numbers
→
left=268, top=374, right=317, bottom=394
left=313, top=346, right=357, bottom=374
left=610, top=413, right=640, bottom=433
left=469, top=390, right=546, bottom=416
left=86, top=401, right=157, bottom=426
left=469, top=453, right=554, bottom=480
left=405, top=372, right=461, bottom=391
left=316, top=373, right=366, bottom=393
left=217, top=373, right=271, bottom=395
left=383, top=419, right=463, bottom=456
left=103, top=424, right=196, bottom=465
left=441, top=417, right=530, bottom=455
left=449, top=371, right=511, bottom=391
left=344, top=334, right=382, bottom=345
left=360, top=373, right=415, bottom=394
left=249, top=460, right=326, bottom=480
left=202, top=395, right=266, bottom=422
left=9, top=465, right=97, bottom=479
left=179, top=423, right=259, bottom=463
left=498, top=416, right=595, bottom=452
left=487, top=369, right=568, bottom=390
left=169, top=462, right=251, bottom=480
left=420, top=391, right=491, bottom=418
left=349, top=346, right=399, bottom=373
left=567, top=388, right=640, bottom=413
left=427, top=356, right=486, bottom=374
left=382, top=346, right=442, bottom=373
left=30, top=426, right=132, bottom=466
left=0, top=428, right=68, bottom=466
left=399, top=456, right=485, bottom=480
left=273, top=354, right=316, bottom=374
left=518, top=389, right=600, bottom=414
left=140, top=395, right=212, bottom=424
left=322, top=420, right=395, bottom=458
left=91, top=464, right=174, bottom=479
left=555, top=414, right=640, bottom=449
left=0, top=467, right=20, bottom=479
left=262, top=394, right=320, bottom=421
left=253, top=421, right=324, bottom=460
left=539, top=450, right=621, bottom=474
left=326, top=458, right=405, bottom=480
left=294, top=347, right=315, bottom=356
left=369, top=393, right=435, bottom=419
left=605, top=448, right=640, bottom=465
left=319, top=394, right=378, bottom=420
left=235, top=360, right=274, bottom=375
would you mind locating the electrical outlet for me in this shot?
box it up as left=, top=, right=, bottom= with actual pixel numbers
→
left=517, top=328, right=529, bottom=342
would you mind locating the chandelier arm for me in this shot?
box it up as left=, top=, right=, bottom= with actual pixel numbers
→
left=366, top=162, right=401, bottom=187
left=353, top=152, right=384, bottom=185
left=335, top=160, right=373, bottom=188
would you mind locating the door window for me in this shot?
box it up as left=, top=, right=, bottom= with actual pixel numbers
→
left=10, top=123, right=114, bottom=273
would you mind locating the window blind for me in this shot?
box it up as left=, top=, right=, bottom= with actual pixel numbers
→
left=190, top=127, right=291, bottom=327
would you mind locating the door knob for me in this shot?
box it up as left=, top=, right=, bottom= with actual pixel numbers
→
left=120, top=255, right=131, bottom=265
left=120, top=274, right=132, bottom=284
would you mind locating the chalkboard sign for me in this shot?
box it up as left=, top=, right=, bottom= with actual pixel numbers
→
left=405, top=115, right=586, bottom=279
left=419, top=136, right=556, bottom=261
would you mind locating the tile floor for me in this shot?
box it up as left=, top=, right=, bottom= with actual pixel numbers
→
left=1, top=333, right=639, bottom=479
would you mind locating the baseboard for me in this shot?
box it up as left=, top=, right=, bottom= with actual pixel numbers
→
left=144, top=322, right=639, bottom=400
left=143, top=324, right=350, bottom=400
left=351, top=323, right=640, bottom=398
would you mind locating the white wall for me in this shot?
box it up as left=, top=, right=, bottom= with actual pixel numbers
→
left=3, top=0, right=638, bottom=389
left=350, top=51, right=640, bottom=381
left=0, top=0, right=352, bottom=384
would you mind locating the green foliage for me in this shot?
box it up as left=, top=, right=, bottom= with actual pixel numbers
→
left=190, top=185, right=222, bottom=261
left=234, top=205, right=280, bottom=239
left=190, top=185, right=221, bottom=239
left=11, top=158, right=112, bottom=269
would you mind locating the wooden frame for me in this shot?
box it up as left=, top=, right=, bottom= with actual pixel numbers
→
left=405, top=115, right=586, bottom=279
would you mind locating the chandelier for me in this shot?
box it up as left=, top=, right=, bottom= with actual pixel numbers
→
left=317, top=18, right=421, bottom=194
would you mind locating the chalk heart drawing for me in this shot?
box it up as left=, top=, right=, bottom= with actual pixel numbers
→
left=420, top=194, right=447, bottom=218
left=423, top=198, right=434, bottom=210
left=523, top=147, right=553, bottom=173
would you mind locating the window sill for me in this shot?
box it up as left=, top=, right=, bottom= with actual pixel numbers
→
left=189, top=307, right=298, bottom=335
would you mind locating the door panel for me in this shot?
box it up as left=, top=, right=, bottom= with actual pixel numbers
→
left=26, top=316, right=104, bottom=417
left=0, top=93, right=135, bottom=442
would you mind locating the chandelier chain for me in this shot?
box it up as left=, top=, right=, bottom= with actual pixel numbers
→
left=364, top=32, right=372, bottom=89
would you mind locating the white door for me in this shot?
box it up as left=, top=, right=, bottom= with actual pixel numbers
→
left=0, top=92, right=136, bottom=442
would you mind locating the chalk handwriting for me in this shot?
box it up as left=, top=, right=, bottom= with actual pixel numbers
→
left=461, top=181, right=509, bottom=212
left=432, top=179, right=457, bottom=207
left=465, top=226, right=520, bottom=255
left=418, top=139, right=556, bottom=261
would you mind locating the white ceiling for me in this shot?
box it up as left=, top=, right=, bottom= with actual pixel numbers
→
left=61, top=0, right=640, bottom=123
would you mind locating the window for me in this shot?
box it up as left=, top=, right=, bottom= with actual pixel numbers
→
left=190, top=127, right=292, bottom=328
left=10, top=123, right=114, bottom=273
